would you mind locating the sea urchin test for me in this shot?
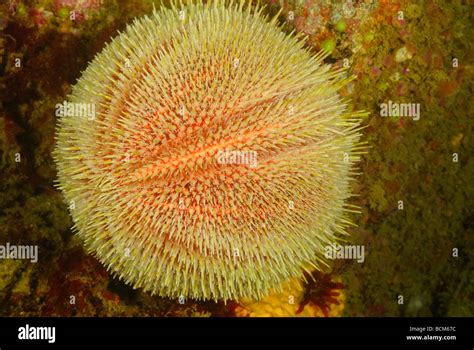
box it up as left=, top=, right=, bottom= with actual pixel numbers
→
left=54, top=1, right=365, bottom=301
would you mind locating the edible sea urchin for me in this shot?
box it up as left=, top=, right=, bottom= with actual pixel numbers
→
left=53, top=0, right=366, bottom=301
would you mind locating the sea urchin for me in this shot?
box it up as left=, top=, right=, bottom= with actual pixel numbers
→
left=53, top=0, right=365, bottom=301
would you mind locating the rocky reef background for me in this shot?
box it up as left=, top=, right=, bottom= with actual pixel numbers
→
left=0, top=0, right=472, bottom=316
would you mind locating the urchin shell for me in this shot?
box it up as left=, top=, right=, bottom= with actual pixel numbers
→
left=54, top=0, right=365, bottom=301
